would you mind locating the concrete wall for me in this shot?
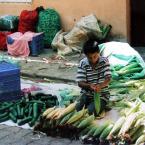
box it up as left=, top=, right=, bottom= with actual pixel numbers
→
left=0, top=3, right=32, bottom=16
left=0, top=0, right=129, bottom=38
left=33, top=0, right=128, bottom=37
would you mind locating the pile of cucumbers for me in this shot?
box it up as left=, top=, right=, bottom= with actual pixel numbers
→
left=0, top=92, right=58, bottom=127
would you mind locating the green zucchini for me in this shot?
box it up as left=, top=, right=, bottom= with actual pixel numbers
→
left=9, top=113, right=17, bottom=123
left=33, top=103, right=38, bottom=118
left=0, top=103, right=13, bottom=113
left=10, top=108, right=17, bottom=117
left=18, top=116, right=32, bottom=126
left=0, top=115, right=9, bottom=123
left=16, top=104, right=21, bottom=118
left=0, top=112, right=9, bottom=118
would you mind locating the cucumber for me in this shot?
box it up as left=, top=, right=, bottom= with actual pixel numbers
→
left=0, top=112, right=9, bottom=118
left=10, top=107, right=17, bottom=117
left=9, top=113, right=17, bottom=123
left=29, top=116, right=39, bottom=127
left=16, top=104, right=21, bottom=119
left=0, top=103, right=13, bottom=113
left=33, top=103, right=38, bottom=118
left=0, top=115, right=9, bottom=123
left=20, top=108, right=24, bottom=118
left=28, top=105, right=33, bottom=116
left=18, top=116, right=32, bottom=126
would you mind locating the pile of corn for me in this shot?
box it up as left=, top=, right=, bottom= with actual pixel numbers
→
left=34, top=102, right=114, bottom=144
left=34, top=100, right=145, bottom=144
left=108, top=99, right=145, bottom=145
left=112, top=60, right=144, bottom=80
left=109, top=79, right=145, bottom=105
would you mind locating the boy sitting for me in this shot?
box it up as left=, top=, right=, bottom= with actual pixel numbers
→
left=76, top=39, right=111, bottom=115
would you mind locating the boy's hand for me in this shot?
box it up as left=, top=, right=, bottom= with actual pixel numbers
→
left=90, top=84, right=96, bottom=91
left=94, top=85, right=101, bottom=92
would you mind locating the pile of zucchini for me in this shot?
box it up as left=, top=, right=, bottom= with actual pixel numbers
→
left=0, top=93, right=58, bottom=127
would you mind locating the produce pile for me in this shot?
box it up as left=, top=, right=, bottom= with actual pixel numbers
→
left=111, top=59, right=144, bottom=80
left=108, top=99, right=145, bottom=145
left=34, top=100, right=145, bottom=145
left=109, top=79, right=145, bottom=108
left=0, top=93, right=58, bottom=127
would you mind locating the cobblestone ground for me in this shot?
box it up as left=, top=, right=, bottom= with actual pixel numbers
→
left=0, top=124, right=82, bottom=145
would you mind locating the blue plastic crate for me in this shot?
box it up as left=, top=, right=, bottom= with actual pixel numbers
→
left=0, top=61, right=20, bottom=78
left=0, top=61, right=21, bottom=101
left=0, top=79, right=20, bottom=92
left=0, top=90, right=21, bottom=101
left=29, top=33, right=44, bottom=56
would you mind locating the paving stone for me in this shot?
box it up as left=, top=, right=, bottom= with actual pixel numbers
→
left=69, top=140, right=82, bottom=145
left=50, top=137, right=71, bottom=145
left=0, top=124, right=9, bottom=130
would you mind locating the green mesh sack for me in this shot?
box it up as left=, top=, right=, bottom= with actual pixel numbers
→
left=36, top=8, right=61, bottom=47
left=0, top=15, right=19, bottom=31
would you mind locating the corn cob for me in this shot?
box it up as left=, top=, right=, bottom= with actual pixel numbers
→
left=59, top=111, right=75, bottom=125
left=79, top=121, right=97, bottom=135
left=135, top=134, right=145, bottom=145
left=94, top=92, right=101, bottom=115
left=131, top=126, right=145, bottom=143
left=77, top=114, right=95, bottom=128
left=134, top=116, right=145, bottom=127
left=100, top=123, right=114, bottom=140
left=117, top=62, right=139, bottom=75
left=125, top=102, right=141, bottom=116
left=54, top=102, right=77, bottom=119
left=119, top=67, right=142, bottom=75
left=108, top=116, right=125, bottom=137
left=42, top=107, right=55, bottom=117
left=66, top=107, right=87, bottom=124
left=51, top=108, right=65, bottom=119
left=72, top=117, right=85, bottom=127
left=118, top=112, right=139, bottom=136
left=93, top=121, right=110, bottom=137
left=46, top=108, right=61, bottom=119
left=87, top=123, right=98, bottom=136
left=79, top=124, right=95, bottom=136
left=129, top=124, right=144, bottom=138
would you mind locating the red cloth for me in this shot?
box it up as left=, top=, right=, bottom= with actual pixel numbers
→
left=18, top=9, right=38, bottom=33
left=0, top=32, right=12, bottom=50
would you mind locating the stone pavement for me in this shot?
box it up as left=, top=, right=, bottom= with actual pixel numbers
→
left=18, top=49, right=80, bottom=83
left=15, top=46, right=145, bottom=84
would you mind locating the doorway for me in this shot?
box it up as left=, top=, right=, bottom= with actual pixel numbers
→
left=130, top=0, right=145, bottom=46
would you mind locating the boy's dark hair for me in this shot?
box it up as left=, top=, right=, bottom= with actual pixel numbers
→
left=83, top=39, right=100, bottom=55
